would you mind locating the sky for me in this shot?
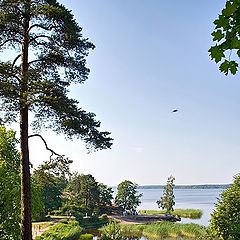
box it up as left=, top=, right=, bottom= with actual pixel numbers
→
left=16, top=0, right=240, bottom=186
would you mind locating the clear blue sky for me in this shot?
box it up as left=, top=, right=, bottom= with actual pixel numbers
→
left=28, top=0, right=240, bottom=186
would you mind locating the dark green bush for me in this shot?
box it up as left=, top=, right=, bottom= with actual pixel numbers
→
left=99, top=214, right=109, bottom=223
left=74, top=212, right=84, bottom=224
left=59, top=218, right=69, bottom=224
left=89, top=214, right=99, bottom=223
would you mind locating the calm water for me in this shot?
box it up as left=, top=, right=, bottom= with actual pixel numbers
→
left=113, top=187, right=225, bottom=226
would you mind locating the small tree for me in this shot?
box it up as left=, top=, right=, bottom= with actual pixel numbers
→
left=115, top=180, right=142, bottom=212
left=156, top=175, right=175, bottom=214
left=209, top=0, right=240, bottom=75
left=210, top=174, right=240, bottom=240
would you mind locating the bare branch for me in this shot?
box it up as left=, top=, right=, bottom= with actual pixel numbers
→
left=28, top=134, right=63, bottom=157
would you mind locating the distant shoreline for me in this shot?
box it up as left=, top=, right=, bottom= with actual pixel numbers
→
left=137, top=184, right=230, bottom=189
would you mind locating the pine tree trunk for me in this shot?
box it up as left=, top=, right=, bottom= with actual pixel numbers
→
left=20, top=108, right=32, bottom=240
left=20, top=1, right=32, bottom=239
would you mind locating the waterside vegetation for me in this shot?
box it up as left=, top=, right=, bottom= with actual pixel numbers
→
left=35, top=220, right=83, bottom=240
left=141, top=209, right=203, bottom=219
left=121, top=222, right=207, bottom=239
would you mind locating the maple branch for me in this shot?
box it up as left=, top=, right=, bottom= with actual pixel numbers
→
left=28, top=134, right=62, bottom=157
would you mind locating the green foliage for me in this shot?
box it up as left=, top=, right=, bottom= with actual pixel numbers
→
left=32, top=159, right=70, bottom=215
left=209, top=0, right=240, bottom=75
left=141, top=208, right=203, bottom=219
left=0, top=1, right=112, bottom=238
left=79, top=233, right=94, bottom=240
left=35, top=220, right=83, bottom=240
left=156, top=175, right=175, bottom=214
left=115, top=180, right=142, bottom=212
left=98, top=183, right=114, bottom=214
left=121, top=222, right=207, bottom=239
left=0, top=0, right=111, bottom=149
left=58, top=200, right=85, bottom=217
left=0, top=0, right=113, bottom=149
left=99, top=214, right=109, bottom=223
left=101, top=222, right=124, bottom=240
left=0, top=127, right=20, bottom=240
left=67, top=173, right=100, bottom=215
left=210, top=174, right=240, bottom=240
left=0, top=127, right=44, bottom=239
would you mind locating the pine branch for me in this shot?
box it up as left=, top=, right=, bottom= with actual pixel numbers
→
left=27, top=23, right=55, bottom=33
left=28, top=134, right=63, bottom=157
left=29, top=34, right=52, bottom=43
left=12, top=54, right=21, bottom=68
left=0, top=38, right=21, bottom=47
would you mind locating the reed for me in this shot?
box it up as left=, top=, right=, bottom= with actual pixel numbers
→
left=121, top=222, right=206, bottom=239
left=141, top=209, right=203, bottom=219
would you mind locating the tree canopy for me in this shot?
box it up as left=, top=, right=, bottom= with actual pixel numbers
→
left=115, top=180, right=142, bottom=212
left=0, top=0, right=112, bottom=149
left=210, top=174, right=240, bottom=240
left=209, top=0, right=240, bottom=75
left=0, top=1, right=112, bottom=238
left=156, top=175, right=175, bottom=214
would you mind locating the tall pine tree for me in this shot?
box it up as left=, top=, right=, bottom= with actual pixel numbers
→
left=0, top=1, right=112, bottom=239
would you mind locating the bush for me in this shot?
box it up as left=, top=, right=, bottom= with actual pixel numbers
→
left=101, top=222, right=123, bottom=240
left=74, top=212, right=84, bottom=224
left=79, top=233, right=93, bottom=240
left=99, top=214, right=109, bottom=223
left=89, top=214, right=99, bottom=223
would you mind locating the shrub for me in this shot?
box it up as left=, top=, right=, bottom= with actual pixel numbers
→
left=99, top=214, right=109, bottom=223
left=89, top=214, right=99, bottom=223
left=59, top=218, right=69, bottom=224
left=79, top=233, right=93, bottom=240
left=101, top=221, right=123, bottom=240
left=74, top=212, right=84, bottom=224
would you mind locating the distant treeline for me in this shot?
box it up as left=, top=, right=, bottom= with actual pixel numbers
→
left=137, top=184, right=230, bottom=189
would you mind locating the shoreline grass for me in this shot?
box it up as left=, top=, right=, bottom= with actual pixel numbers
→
left=121, top=222, right=207, bottom=239
left=141, top=209, right=203, bottom=219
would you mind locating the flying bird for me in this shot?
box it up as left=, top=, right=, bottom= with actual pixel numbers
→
left=172, top=109, right=178, bottom=113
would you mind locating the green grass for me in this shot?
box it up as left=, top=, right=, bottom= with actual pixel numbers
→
left=141, top=209, right=203, bottom=219
left=35, top=220, right=83, bottom=240
left=121, top=222, right=207, bottom=239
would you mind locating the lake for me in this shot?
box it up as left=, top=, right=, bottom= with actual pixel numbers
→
left=113, top=186, right=226, bottom=226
